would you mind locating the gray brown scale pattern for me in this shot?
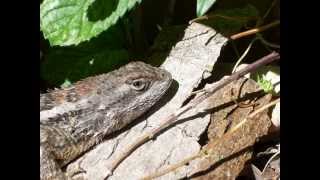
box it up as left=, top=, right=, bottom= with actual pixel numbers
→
left=40, top=62, right=172, bottom=180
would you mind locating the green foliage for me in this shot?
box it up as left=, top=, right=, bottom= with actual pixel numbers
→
left=256, top=74, right=274, bottom=94
left=204, top=4, right=259, bottom=35
left=41, top=25, right=130, bottom=85
left=40, top=1, right=266, bottom=89
left=60, top=79, right=72, bottom=88
left=197, top=0, right=217, bottom=17
left=40, top=0, right=142, bottom=46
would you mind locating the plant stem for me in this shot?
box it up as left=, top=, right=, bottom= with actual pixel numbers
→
left=230, top=20, right=280, bottom=40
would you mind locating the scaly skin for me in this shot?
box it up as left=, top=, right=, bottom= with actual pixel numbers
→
left=40, top=62, right=172, bottom=180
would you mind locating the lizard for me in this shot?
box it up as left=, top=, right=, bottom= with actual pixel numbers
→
left=40, top=61, right=172, bottom=180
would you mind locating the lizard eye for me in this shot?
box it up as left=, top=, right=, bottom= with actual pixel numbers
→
left=131, top=79, right=148, bottom=91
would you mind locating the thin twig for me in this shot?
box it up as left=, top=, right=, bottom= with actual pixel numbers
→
left=232, top=38, right=258, bottom=73
left=231, top=0, right=279, bottom=65
left=262, top=148, right=280, bottom=174
left=105, top=52, right=280, bottom=178
left=229, top=98, right=280, bottom=133
left=230, top=20, right=280, bottom=40
left=142, top=97, right=280, bottom=179
left=142, top=153, right=202, bottom=180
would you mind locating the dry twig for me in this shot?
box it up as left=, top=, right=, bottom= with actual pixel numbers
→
left=230, top=20, right=280, bottom=40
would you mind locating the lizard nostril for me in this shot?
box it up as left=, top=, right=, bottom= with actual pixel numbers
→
left=161, top=72, right=165, bottom=78
left=159, top=69, right=170, bottom=79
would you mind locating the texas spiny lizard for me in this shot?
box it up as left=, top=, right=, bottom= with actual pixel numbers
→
left=40, top=62, right=172, bottom=180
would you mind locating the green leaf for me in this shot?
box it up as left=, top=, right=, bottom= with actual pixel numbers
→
left=41, top=26, right=130, bottom=85
left=197, top=0, right=217, bottom=17
left=40, top=0, right=142, bottom=46
left=256, top=74, right=274, bottom=94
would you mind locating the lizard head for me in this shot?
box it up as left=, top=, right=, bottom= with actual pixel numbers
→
left=94, top=61, right=172, bottom=132
left=40, top=61, right=172, bottom=138
left=104, top=61, right=172, bottom=110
